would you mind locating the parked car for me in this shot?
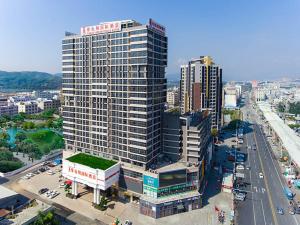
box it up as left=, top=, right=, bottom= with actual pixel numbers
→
left=236, top=165, right=245, bottom=170
left=33, top=170, right=40, bottom=175
left=235, top=193, right=246, bottom=201
left=38, top=188, right=49, bottom=194
left=259, top=172, right=264, bottom=178
left=124, top=220, right=132, bottom=225
left=47, top=170, right=55, bottom=175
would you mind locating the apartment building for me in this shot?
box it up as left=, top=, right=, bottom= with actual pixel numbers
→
left=0, top=104, right=18, bottom=117
left=166, top=88, right=179, bottom=108
left=17, top=101, right=39, bottom=114
left=180, top=56, right=222, bottom=130
left=37, top=99, right=61, bottom=111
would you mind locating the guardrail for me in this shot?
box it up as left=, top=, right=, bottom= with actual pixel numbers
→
left=0, top=149, right=63, bottom=178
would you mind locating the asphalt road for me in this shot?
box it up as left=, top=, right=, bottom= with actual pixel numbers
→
left=236, top=94, right=300, bottom=225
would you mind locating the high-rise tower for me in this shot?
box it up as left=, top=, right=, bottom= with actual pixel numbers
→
left=180, top=56, right=222, bottom=130
left=62, top=19, right=167, bottom=169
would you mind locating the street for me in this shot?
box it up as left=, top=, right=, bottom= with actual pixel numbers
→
left=236, top=94, right=300, bottom=225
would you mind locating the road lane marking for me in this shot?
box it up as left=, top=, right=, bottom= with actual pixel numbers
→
left=257, top=125, right=300, bottom=225
left=253, top=126, right=279, bottom=225
left=245, top=116, right=257, bottom=225
left=261, top=199, right=267, bottom=225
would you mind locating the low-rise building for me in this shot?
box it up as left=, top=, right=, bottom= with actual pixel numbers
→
left=17, top=101, right=39, bottom=114
left=0, top=104, right=18, bottom=117
left=33, top=90, right=60, bottom=100
left=37, top=99, right=60, bottom=111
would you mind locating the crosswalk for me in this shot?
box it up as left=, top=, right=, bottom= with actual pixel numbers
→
left=252, top=186, right=266, bottom=193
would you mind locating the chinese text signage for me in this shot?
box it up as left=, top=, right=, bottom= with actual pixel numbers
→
left=81, top=22, right=121, bottom=36
left=149, top=19, right=166, bottom=35
left=143, top=175, right=159, bottom=188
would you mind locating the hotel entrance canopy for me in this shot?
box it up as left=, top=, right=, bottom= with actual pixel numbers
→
left=62, top=153, right=120, bottom=190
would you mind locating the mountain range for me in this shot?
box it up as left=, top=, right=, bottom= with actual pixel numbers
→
left=0, top=71, right=62, bottom=91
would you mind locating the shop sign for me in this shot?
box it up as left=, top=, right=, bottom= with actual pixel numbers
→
left=148, top=18, right=165, bottom=35
left=143, top=175, right=159, bottom=188
left=68, top=167, right=96, bottom=180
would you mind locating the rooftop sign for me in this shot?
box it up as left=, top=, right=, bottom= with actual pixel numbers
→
left=81, top=21, right=121, bottom=36
left=148, top=18, right=165, bottom=35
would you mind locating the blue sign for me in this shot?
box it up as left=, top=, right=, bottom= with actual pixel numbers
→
left=143, top=175, right=159, bottom=188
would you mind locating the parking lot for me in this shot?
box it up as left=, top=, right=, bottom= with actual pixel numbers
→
left=15, top=160, right=234, bottom=225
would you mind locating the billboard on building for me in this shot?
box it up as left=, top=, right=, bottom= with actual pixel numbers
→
left=143, top=175, right=159, bottom=188
left=158, top=169, right=187, bottom=188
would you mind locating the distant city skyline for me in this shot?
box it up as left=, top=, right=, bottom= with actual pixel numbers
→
left=1, top=0, right=300, bottom=81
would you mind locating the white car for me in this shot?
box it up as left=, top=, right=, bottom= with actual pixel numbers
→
left=26, top=173, right=34, bottom=178
left=47, top=170, right=55, bottom=175
left=259, top=172, right=264, bottom=178
left=236, top=165, right=244, bottom=170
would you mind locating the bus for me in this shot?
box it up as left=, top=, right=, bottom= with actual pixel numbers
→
left=284, top=187, right=294, bottom=200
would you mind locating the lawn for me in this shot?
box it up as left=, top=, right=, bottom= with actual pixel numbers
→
left=67, top=153, right=117, bottom=170
left=26, top=129, right=64, bottom=154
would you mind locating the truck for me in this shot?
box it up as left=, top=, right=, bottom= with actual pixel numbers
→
left=284, top=187, right=294, bottom=200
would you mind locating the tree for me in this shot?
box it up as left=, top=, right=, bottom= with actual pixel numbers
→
left=33, top=210, right=59, bottom=225
left=15, top=131, right=27, bottom=144
left=22, top=121, right=35, bottom=130
left=0, top=131, right=10, bottom=141
left=46, top=119, right=54, bottom=128
left=277, top=102, right=285, bottom=113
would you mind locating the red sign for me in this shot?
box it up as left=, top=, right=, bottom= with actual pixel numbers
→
left=81, top=21, right=121, bottom=36
left=149, top=19, right=165, bottom=35
left=68, top=167, right=96, bottom=180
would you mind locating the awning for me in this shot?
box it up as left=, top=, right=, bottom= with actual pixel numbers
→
left=177, top=204, right=184, bottom=210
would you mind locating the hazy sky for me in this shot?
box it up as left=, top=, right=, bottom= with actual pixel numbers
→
left=0, top=0, right=300, bottom=81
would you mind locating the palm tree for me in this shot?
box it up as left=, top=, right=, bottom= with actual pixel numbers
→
left=33, top=211, right=59, bottom=225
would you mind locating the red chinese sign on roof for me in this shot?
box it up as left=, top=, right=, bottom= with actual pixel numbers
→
left=81, top=21, right=121, bottom=36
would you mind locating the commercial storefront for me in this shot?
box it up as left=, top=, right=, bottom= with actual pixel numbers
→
left=139, top=168, right=202, bottom=218
left=140, top=192, right=201, bottom=218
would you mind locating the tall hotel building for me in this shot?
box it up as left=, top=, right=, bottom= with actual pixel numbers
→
left=62, top=20, right=213, bottom=219
left=180, top=56, right=222, bottom=130
left=62, top=19, right=167, bottom=169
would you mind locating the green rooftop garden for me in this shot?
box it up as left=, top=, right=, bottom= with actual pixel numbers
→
left=67, top=153, right=117, bottom=170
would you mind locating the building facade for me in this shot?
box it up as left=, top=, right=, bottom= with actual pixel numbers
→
left=180, top=56, right=222, bottom=130
left=0, top=104, right=18, bottom=117
left=62, top=19, right=167, bottom=170
left=37, top=99, right=61, bottom=111
left=166, top=88, right=179, bottom=108
left=17, top=101, right=39, bottom=114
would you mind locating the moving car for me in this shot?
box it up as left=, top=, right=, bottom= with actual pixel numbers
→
left=259, top=172, right=264, bottom=178
left=277, top=207, right=284, bottom=215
